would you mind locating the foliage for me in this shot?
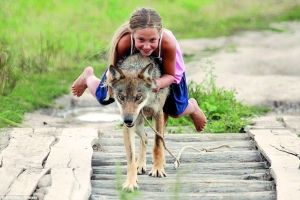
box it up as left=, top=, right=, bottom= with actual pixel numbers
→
left=0, top=0, right=298, bottom=129
left=168, top=64, right=269, bottom=133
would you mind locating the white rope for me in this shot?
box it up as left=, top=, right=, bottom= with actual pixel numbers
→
left=141, top=110, right=230, bottom=169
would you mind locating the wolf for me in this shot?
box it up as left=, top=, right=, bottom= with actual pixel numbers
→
left=107, top=53, right=169, bottom=191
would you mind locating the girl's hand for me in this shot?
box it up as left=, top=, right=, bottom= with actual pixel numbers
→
left=152, top=79, right=160, bottom=93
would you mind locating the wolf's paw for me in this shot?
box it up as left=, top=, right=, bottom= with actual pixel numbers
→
left=137, top=165, right=147, bottom=175
left=137, top=163, right=147, bottom=175
left=149, top=167, right=166, bottom=178
left=122, top=180, right=138, bottom=192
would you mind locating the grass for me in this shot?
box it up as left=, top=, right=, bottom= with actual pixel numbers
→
left=0, top=0, right=299, bottom=131
left=167, top=65, right=270, bottom=133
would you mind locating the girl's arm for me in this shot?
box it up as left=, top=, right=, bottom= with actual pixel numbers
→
left=155, top=33, right=176, bottom=91
left=116, top=33, right=131, bottom=61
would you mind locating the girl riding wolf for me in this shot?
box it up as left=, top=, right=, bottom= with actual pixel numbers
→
left=72, top=8, right=206, bottom=132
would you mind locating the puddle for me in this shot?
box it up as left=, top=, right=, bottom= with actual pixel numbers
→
left=76, top=112, right=121, bottom=122
left=54, top=106, right=121, bottom=123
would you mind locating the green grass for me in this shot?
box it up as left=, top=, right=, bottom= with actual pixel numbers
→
left=0, top=0, right=299, bottom=130
left=167, top=66, right=270, bottom=133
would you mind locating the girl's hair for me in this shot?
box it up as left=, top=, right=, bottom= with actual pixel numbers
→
left=107, top=8, right=162, bottom=66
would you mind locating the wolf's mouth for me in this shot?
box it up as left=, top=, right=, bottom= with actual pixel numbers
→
left=124, top=123, right=134, bottom=128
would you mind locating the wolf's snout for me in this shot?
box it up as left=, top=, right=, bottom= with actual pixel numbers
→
left=123, top=116, right=134, bottom=127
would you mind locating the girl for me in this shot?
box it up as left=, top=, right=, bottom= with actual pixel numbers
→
left=72, top=8, right=206, bottom=132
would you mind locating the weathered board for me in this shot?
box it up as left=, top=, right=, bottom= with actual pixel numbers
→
left=0, top=128, right=97, bottom=200
left=90, top=131, right=276, bottom=200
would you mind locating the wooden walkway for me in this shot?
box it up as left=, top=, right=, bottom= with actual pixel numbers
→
left=90, top=131, right=276, bottom=200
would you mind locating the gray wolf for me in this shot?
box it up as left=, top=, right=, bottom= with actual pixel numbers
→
left=107, top=53, right=169, bottom=191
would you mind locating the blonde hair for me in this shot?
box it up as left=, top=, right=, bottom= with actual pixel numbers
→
left=107, top=8, right=162, bottom=66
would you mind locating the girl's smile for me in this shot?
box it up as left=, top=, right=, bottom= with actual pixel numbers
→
left=133, top=28, right=160, bottom=56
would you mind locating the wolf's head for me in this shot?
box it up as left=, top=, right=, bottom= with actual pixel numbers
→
left=108, top=63, right=157, bottom=127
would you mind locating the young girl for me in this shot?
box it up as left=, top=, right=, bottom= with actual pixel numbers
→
left=72, top=8, right=206, bottom=132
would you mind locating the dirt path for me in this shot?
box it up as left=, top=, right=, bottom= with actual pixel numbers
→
left=3, top=22, right=300, bottom=200
left=21, top=21, right=300, bottom=127
left=180, top=21, right=300, bottom=110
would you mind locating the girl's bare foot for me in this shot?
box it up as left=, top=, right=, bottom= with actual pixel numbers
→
left=72, top=66, right=94, bottom=97
left=189, top=98, right=207, bottom=132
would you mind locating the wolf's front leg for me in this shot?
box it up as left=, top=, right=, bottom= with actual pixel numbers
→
left=135, top=117, right=148, bottom=175
left=137, top=132, right=148, bottom=175
left=149, top=110, right=166, bottom=177
left=122, top=126, right=138, bottom=192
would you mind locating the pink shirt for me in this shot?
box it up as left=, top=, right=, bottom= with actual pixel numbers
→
left=131, top=29, right=186, bottom=84
left=164, top=30, right=186, bottom=84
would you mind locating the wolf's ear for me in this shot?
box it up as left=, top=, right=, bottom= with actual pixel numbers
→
left=108, top=65, right=125, bottom=82
left=138, top=63, right=154, bottom=81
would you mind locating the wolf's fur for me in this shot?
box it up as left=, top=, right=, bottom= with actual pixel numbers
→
left=107, top=53, right=169, bottom=191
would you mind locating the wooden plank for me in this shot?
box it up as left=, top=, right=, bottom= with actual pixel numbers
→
left=43, top=168, right=92, bottom=200
left=4, top=168, right=49, bottom=199
left=96, top=144, right=254, bottom=154
left=45, top=128, right=97, bottom=168
left=92, top=150, right=263, bottom=166
left=70, top=168, right=92, bottom=200
left=0, top=128, right=56, bottom=168
left=43, top=128, right=97, bottom=200
left=91, top=191, right=276, bottom=200
left=91, top=172, right=269, bottom=181
left=97, top=139, right=254, bottom=149
left=0, top=130, right=10, bottom=152
left=91, top=131, right=276, bottom=199
left=0, top=168, right=23, bottom=195
left=92, top=165, right=269, bottom=176
left=99, top=132, right=251, bottom=141
left=248, top=128, right=300, bottom=200
left=92, top=179, right=275, bottom=193
left=93, top=168, right=268, bottom=177
left=93, top=161, right=268, bottom=172
left=44, top=168, right=74, bottom=200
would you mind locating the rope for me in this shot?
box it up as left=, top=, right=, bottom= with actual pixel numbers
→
left=141, top=110, right=230, bottom=169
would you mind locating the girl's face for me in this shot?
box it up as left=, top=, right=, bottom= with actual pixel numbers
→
left=133, top=28, right=160, bottom=56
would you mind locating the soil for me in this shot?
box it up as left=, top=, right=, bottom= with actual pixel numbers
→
left=180, top=21, right=300, bottom=112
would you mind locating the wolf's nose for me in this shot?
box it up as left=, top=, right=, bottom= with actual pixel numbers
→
left=124, top=119, right=133, bottom=125
left=124, top=116, right=134, bottom=126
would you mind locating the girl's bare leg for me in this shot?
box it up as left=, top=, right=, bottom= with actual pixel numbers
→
left=71, top=66, right=100, bottom=97
left=170, top=98, right=206, bottom=132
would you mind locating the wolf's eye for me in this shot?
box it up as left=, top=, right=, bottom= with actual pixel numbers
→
left=117, top=94, right=125, bottom=101
left=135, top=94, right=143, bottom=101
